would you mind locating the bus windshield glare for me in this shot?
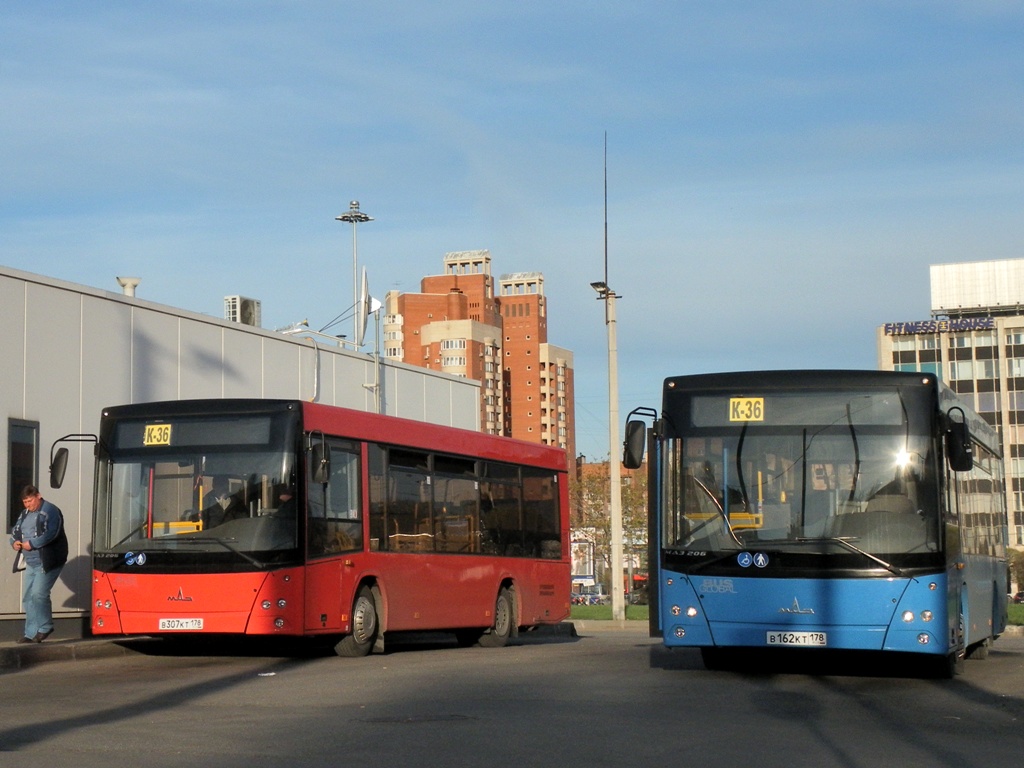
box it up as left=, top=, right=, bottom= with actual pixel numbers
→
left=664, top=390, right=940, bottom=556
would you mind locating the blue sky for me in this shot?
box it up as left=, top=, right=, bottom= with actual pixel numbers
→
left=2, top=2, right=1023, bottom=460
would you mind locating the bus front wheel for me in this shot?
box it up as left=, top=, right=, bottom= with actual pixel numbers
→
left=477, top=587, right=514, bottom=648
left=335, top=586, right=379, bottom=657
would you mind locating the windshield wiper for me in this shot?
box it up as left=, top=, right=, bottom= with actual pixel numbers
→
left=112, top=522, right=147, bottom=548
left=845, top=402, right=861, bottom=503
left=796, top=536, right=903, bottom=576
left=176, top=537, right=266, bottom=568
left=692, top=476, right=744, bottom=548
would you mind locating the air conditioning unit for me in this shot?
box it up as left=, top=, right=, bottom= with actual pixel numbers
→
left=224, top=296, right=261, bottom=327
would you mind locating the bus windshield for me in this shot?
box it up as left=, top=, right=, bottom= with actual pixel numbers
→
left=94, top=413, right=299, bottom=562
left=663, top=391, right=941, bottom=556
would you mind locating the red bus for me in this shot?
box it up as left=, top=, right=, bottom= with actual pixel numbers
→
left=55, top=399, right=570, bottom=655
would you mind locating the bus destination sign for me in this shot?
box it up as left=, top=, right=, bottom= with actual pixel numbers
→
left=729, top=397, right=764, bottom=422
left=143, top=423, right=172, bottom=446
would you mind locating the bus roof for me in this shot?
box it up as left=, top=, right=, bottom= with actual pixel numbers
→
left=660, top=369, right=1000, bottom=456
left=663, top=369, right=937, bottom=392
left=101, top=398, right=568, bottom=472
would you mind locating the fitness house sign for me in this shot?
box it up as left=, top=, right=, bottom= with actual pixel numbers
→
left=883, top=318, right=995, bottom=336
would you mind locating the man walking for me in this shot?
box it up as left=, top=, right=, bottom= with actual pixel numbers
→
left=10, top=485, right=68, bottom=643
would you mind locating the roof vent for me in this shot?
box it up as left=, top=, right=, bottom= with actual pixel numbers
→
left=116, top=277, right=141, bottom=297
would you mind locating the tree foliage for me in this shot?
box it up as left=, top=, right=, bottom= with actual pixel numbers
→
left=568, top=460, right=649, bottom=591
left=1009, top=547, right=1024, bottom=590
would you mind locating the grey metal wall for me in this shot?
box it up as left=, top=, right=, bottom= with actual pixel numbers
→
left=0, top=265, right=480, bottom=629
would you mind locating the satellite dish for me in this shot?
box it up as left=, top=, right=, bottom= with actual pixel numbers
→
left=356, top=268, right=370, bottom=347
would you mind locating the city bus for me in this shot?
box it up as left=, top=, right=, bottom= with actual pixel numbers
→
left=52, top=399, right=570, bottom=655
left=623, top=370, right=1010, bottom=676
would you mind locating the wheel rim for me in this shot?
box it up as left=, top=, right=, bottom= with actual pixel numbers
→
left=494, top=593, right=511, bottom=636
left=352, top=595, right=377, bottom=643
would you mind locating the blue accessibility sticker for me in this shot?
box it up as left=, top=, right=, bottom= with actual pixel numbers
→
left=753, top=552, right=769, bottom=568
left=124, top=551, right=147, bottom=566
left=737, top=552, right=753, bottom=568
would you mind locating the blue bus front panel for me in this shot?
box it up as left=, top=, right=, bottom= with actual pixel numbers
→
left=659, top=570, right=952, bottom=655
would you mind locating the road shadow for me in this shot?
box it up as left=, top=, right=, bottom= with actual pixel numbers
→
left=118, top=623, right=580, bottom=659
left=648, top=644, right=967, bottom=679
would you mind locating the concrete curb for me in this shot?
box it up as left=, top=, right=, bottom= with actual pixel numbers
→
left=569, top=620, right=647, bottom=632
left=0, top=636, right=152, bottom=671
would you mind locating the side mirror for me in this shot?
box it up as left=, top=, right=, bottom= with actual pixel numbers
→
left=623, top=420, right=647, bottom=470
left=945, top=408, right=973, bottom=472
left=47, top=433, right=99, bottom=490
left=49, top=447, right=69, bottom=489
left=310, top=442, right=331, bottom=484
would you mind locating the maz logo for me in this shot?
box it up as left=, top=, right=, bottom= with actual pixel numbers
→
left=167, top=588, right=194, bottom=602
left=778, top=598, right=814, bottom=615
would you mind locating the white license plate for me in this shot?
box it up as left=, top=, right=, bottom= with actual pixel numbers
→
left=766, top=631, right=826, bottom=647
left=159, top=618, right=204, bottom=631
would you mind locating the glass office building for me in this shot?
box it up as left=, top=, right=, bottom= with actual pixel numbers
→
left=877, top=259, right=1024, bottom=548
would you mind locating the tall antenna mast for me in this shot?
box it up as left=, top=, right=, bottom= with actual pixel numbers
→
left=604, top=132, right=609, bottom=285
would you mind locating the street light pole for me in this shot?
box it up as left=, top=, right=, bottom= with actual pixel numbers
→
left=335, top=200, right=373, bottom=347
left=591, top=280, right=625, bottom=622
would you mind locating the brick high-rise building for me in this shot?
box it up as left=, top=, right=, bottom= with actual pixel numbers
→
left=498, top=271, right=575, bottom=457
left=383, top=250, right=575, bottom=458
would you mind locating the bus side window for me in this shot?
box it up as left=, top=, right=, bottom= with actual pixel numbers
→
left=368, top=444, right=386, bottom=551
left=308, top=441, right=362, bottom=557
left=433, top=455, right=478, bottom=554
left=523, top=467, right=561, bottom=558
left=480, top=462, right=522, bottom=556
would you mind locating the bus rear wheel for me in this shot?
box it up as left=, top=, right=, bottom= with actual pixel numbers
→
left=966, top=637, right=991, bottom=660
left=477, top=587, right=514, bottom=648
left=335, top=586, right=379, bottom=657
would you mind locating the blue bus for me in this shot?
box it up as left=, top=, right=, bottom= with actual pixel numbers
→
left=623, top=370, right=1009, bottom=676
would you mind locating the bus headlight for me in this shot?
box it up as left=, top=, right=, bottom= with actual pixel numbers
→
left=277, top=599, right=287, bottom=609
left=686, top=606, right=699, bottom=618
left=262, top=600, right=272, bottom=610
left=921, top=611, right=933, bottom=622
left=274, top=618, right=285, bottom=629
left=902, top=611, right=915, bottom=623
left=917, top=633, right=930, bottom=645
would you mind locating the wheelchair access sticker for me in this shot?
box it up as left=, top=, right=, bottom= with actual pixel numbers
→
left=124, top=551, right=147, bottom=566
left=737, top=552, right=769, bottom=568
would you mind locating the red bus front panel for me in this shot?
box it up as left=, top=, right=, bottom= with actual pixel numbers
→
left=91, top=568, right=306, bottom=636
